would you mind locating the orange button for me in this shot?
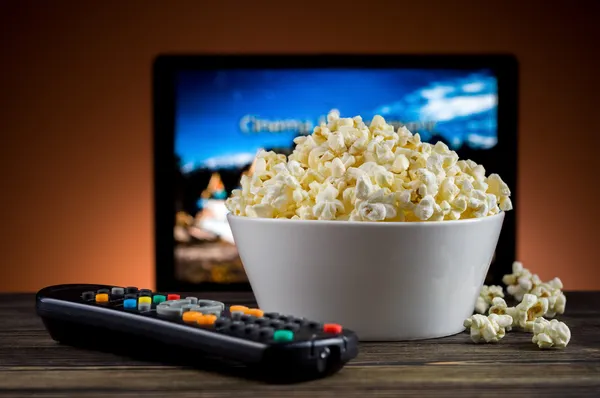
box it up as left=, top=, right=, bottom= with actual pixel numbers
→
left=197, top=314, right=217, bottom=326
left=95, top=293, right=109, bottom=303
left=246, top=308, right=264, bottom=317
left=230, top=305, right=249, bottom=313
left=323, top=323, right=342, bottom=334
left=182, top=311, right=202, bottom=324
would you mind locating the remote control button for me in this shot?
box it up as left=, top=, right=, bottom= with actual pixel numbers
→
left=82, top=291, right=95, bottom=300
left=153, top=295, right=166, bottom=304
left=253, top=317, right=270, bottom=326
left=156, top=298, right=199, bottom=317
left=186, top=297, right=198, bottom=304
left=264, top=312, right=279, bottom=319
left=125, top=293, right=137, bottom=299
left=123, top=298, right=137, bottom=309
left=139, top=289, right=153, bottom=297
left=97, top=288, right=110, bottom=295
left=215, top=317, right=231, bottom=330
left=231, top=311, right=244, bottom=320
left=323, top=323, right=343, bottom=334
left=95, top=293, right=109, bottom=303
left=125, top=287, right=138, bottom=294
left=283, top=322, right=300, bottom=332
left=229, top=305, right=248, bottom=313
left=246, top=308, right=264, bottom=318
left=182, top=311, right=202, bottom=324
left=167, top=294, right=180, bottom=300
left=273, top=329, right=294, bottom=342
left=228, top=321, right=245, bottom=333
left=277, top=315, right=291, bottom=322
left=307, top=321, right=321, bottom=330
left=244, top=324, right=260, bottom=338
left=111, top=287, right=125, bottom=296
left=181, top=304, right=198, bottom=313
left=197, top=314, right=217, bottom=326
left=269, top=320, right=284, bottom=329
left=240, top=314, right=256, bottom=323
left=138, top=296, right=151, bottom=311
left=196, top=300, right=225, bottom=315
left=258, top=327, right=274, bottom=340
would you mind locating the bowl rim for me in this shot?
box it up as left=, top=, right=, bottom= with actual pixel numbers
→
left=226, top=210, right=505, bottom=227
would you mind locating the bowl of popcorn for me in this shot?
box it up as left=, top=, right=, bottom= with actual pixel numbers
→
left=226, top=110, right=513, bottom=341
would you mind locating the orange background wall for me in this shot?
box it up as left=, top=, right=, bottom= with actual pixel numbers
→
left=1, top=1, right=599, bottom=292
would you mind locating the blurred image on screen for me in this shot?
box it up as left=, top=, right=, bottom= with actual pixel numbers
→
left=174, top=68, right=499, bottom=284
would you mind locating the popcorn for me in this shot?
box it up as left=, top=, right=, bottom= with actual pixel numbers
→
left=502, top=261, right=540, bottom=301
left=488, top=297, right=517, bottom=331
left=463, top=313, right=513, bottom=343
left=513, top=293, right=549, bottom=331
left=532, top=318, right=571, bottom=349
left=530, top=277, right=567, bottom=318
left=502, top=261, right=567, bottom=317
left=226, top=110, right=513, bottom=221
left=474, top=285, right=505, bottom=314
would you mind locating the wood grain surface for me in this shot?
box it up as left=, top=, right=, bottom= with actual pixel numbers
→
left=1, top=292, right=599, bottom=397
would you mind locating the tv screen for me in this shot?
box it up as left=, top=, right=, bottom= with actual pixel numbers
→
left=155, top=55, right=518, bottom=291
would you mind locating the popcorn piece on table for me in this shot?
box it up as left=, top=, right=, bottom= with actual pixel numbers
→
left=502, top=261, right=540, bottom=301
left=488, top=297, right=517, bottom=331
left=225, top=110, right=513, bottom=222
left=474, top=285, right=505, bottom=314
left=530, top=277, right=567, bottom=318
left=532, top=318, right=571, bottom=349
left=513, top=293, right=549, bottom=331
left=463, top=313, right=513, bottom=343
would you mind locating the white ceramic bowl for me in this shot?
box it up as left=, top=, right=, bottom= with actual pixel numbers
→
left=227, top=212, right=505, bottom=341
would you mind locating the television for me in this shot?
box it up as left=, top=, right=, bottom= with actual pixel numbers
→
left=153, top=54, right=518, bottom=291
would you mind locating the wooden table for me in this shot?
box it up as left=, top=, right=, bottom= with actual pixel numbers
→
left=1, top=291, right=599, bottom=397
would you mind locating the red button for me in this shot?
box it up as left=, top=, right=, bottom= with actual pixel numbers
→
left=167, top=294, right=180, bottom=300
left=323, top=323, right=342, bottom=334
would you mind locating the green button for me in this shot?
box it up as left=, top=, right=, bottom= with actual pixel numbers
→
left=153, top=295, right=166, bottom=304
left=273, top=330, right=294, bottom=342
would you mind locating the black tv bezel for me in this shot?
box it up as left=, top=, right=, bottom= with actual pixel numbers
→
left=153, top=53, right=519, bottom=292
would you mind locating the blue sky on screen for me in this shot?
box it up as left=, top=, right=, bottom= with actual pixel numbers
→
left=175, top=69, right=498, bottom=172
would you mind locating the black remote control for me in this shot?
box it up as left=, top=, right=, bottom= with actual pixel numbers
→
left=36, top=284, right=358, bottom=382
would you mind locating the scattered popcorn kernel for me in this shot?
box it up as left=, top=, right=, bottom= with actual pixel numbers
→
left=226, top=110, right=513, bottom=221
left=514, top=293, right=549, bottom=331
left=530, top=277, right=567, bottom=318
left=532, top=318, right=571, bottom=349
left=502, top=261, right=537, bottom=301
left=464, top=313, right=513, bottom=343
left=488, top=297, right=517, bottom=331
left=502, top=261, right=567, bottom=317
left=474, top=285, right=505, bottom=314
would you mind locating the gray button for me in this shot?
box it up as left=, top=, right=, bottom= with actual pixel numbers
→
left=156, top=299, right=193, bottom=317
left=195, top=300, right=224, bottom=316
left=157, top=298, right=225, bottom=318
left=181, top=304, right=198, bottom=313
left=111, top=287, right=125, bottom=296
left=138, top=302, right=151, bottom=312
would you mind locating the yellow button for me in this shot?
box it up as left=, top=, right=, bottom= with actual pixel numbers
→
left=95, top=293, right=109, bottom=303
left=246, top=308, right=264, bottom=317
left=182, top=311, right=202, bottom=324
left=230, top=305, right=248, bottom=313
left=139, top=296, right=152, bottom=305
left=197, top=314, right=217, bottom=326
